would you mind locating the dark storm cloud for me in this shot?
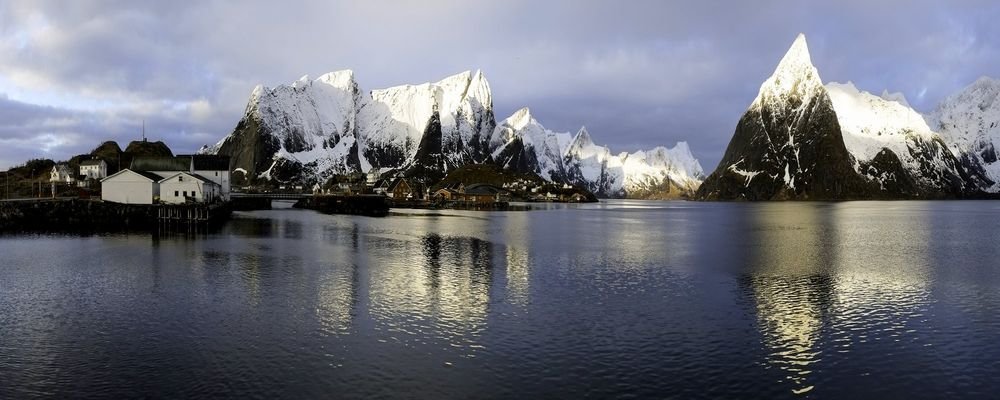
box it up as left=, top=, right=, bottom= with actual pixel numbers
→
left=1, top=0, right=998, bottom=170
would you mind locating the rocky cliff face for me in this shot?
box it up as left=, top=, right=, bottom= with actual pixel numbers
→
left=697, top=34, right=871, bottom=200
left=697, top=34, right=990, bottom=200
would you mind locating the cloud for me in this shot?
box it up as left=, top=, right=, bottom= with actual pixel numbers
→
left=1, top=0, right=999, bottom=170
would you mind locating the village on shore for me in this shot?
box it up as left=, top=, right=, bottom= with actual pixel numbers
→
left=0, top=137, right=598, bottom=231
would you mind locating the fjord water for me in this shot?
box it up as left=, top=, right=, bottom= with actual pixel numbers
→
left=2, top=201, right=1000, bottom=398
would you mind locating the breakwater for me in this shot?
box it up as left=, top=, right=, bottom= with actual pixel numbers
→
left=0, top=199, right=231, bottom=232
left=295, top=195, right=389, bottom=217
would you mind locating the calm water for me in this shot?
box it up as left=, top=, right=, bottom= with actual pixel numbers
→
left=2, top=200, right=1000, bottom=399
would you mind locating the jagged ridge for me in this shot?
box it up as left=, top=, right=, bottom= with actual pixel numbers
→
left=206, top=70, right=704, bottom=197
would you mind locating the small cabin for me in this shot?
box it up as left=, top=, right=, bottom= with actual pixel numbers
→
left=50, top=164, right=75, bottom=184
left=387, top=178, right=412, bottom=200
left=464, top=183, right=508, bottom=204
left=372, top=178, right=392, bottom=195
left=433, top=188, right=461, bottom=202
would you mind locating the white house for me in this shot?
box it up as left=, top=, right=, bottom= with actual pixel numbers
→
left=80, top=159, right=108, bottom=180
left=50, top=164, right=75, bottom=183
left=130, top=155, right=231, bottom=201
left=158, top=172, right=221, bottom=204
left=100, top=169, right=163, bottom=204
left=190, top=155, right=231, bottom=201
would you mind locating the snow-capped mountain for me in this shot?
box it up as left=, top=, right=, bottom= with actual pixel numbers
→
left=490, top=107, right=571, bottom=183
left=926, top=77, right=1000, bottom=192
left=206, top=69, right=704, bottom=198
left=488, top=108, right=704, bottom=197
left=826, top=81, right=968, bottom=195
left=697, top=34, right=870, bottom=200
left=697, top=33, right=986, bottom=200
left=561, top=127, right=703, bottom=198
left=360, top=70, right=495, bottom=174
left=207, top=70, right=364, bottom=181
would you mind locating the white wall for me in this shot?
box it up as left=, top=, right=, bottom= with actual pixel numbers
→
left=101, top=171, right=156, bottom=204
left=81, top=162, right=107, bottom=179
left=50, top=167, right=74, bottom=183
left=194, top=170, right=230, bottom=200
left=160, top=174, right=220, bottom=204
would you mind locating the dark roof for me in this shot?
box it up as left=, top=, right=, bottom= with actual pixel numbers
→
left=80, top=159, right=105, bottom=166
left=131, top=156, right=190, bottom=172
left=373, top=178, right=391, bottom=188
left=446, top=182, right=465, bottom=190
left=464, top=183, right=505, bottom=195
left=103, top=169, right=163, bottom=182
left=133, top=170, right=165, bottom=181
left=183, top=155, right=230, bottom=171
left=158, top=172, right=219, bottom=185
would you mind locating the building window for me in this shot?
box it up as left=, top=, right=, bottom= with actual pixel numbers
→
left=178, top=176, right=183, bottom=182
left=175, top=191, right=179, bottom=197
left=183, top=191, right=187, bottom=197
left=215, top=171, right=218, bottom=176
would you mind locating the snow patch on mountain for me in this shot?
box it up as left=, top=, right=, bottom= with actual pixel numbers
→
left=359, top=69, right=495, bottom=172
left=205, top=70, right=363, bottom=178
left=827, top=81, right=964, bottom=191
left=562, top=125, right=704, bottom=196
left=208, top=69, right=706, bottom=197
left=751, top=33, right=825, bottom=113
left=490, top=107, right=570, bottom=181
left=926, top=77, right=1000, bottom=192
left=880, top=89, right=910, bottom=108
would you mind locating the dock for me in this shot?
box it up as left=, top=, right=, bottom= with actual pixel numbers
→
left=156, top=203, right=231, bottom=230
left=295, top=194, right=389, bottom=217
left=0, top=198, right=231, bottom=233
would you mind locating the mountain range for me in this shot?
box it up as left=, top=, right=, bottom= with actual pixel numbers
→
left=202, top=35, right=1000, bottom=201
left=202, top=70, right=704, bottom=198
left=697, top=34, right=1000, bottom=200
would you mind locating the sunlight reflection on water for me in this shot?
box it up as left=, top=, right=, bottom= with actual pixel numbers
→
left=2, top=200, right=1000, bottom=398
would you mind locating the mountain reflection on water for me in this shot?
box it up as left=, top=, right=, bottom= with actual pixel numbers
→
left=2, top=200, right=1000, bottom=398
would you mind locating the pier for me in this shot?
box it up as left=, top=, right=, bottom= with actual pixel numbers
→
left=0, top=198, right=230, bottom=233
left=156, top=203, right=231, bottom=230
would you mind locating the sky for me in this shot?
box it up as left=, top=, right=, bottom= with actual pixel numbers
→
left=1, top=0, right=998, bottom=171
